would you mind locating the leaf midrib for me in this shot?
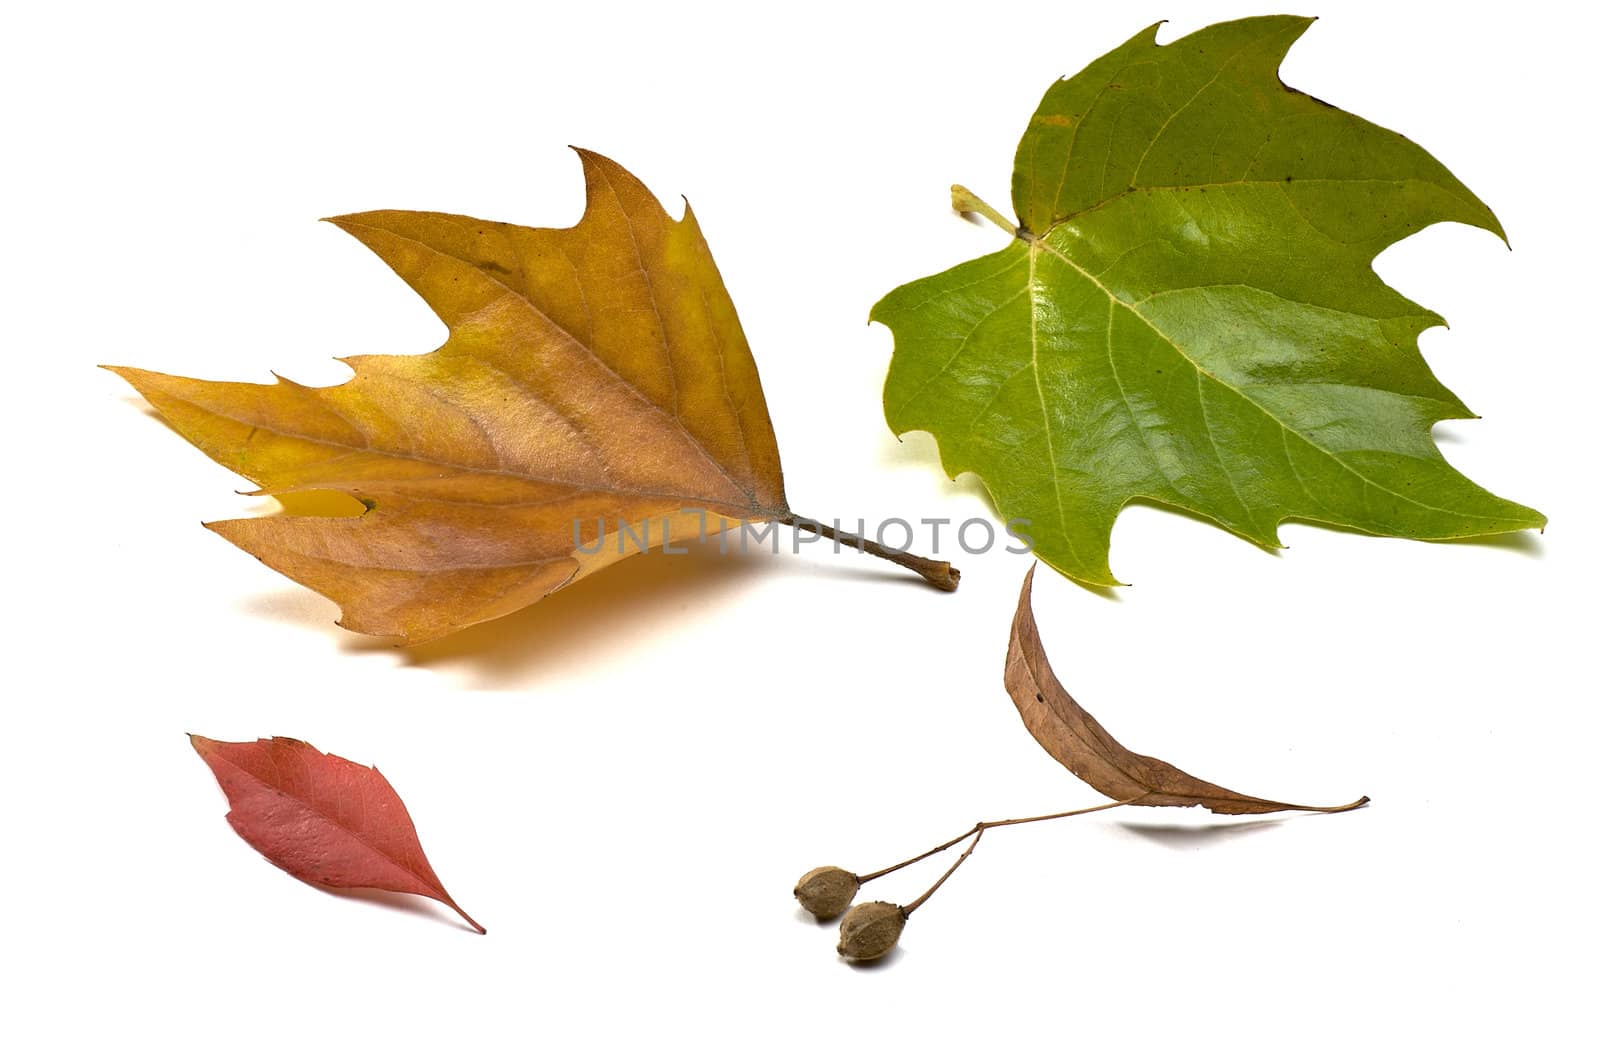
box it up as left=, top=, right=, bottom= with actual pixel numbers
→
left=1025, top=247, right=1087, bottom=572
left=144, top=376, right=776, bottom=518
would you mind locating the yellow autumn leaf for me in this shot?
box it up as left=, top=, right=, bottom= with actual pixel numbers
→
left=110, top=150, right=955, bottom=643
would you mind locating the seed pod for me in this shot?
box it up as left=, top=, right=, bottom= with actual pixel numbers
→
left=794, top=866, right=859, bottom=920
left=836, top=901, right=906, bottom=961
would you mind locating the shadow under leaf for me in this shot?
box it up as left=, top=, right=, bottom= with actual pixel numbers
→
left=352, top=538, right=776, bottom=683
left=1117, top=819, right=1282, bottom=850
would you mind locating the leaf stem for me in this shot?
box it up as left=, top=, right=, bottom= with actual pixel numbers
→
left=897, top=796, right=1146, bottom=915
left=779, top=512, right=960, bottom=591
left=856, top=826, right=979, bottom=885
left=904, top=829, right=984, bottom=915
left=950, top=185, right=1021, bottom=239
left=859, top=795, right=1144, bottom=888
left=442, top=894, right=487, bottom=934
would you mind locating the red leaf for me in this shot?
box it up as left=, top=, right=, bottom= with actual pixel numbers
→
left=190, top=735, right=484, bottom=933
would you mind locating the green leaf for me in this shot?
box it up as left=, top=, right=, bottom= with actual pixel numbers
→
left=873, top=15, right=1544, bottom=586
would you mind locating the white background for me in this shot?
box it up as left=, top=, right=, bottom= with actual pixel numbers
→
left=5, top=1, right=1595, bottom=1059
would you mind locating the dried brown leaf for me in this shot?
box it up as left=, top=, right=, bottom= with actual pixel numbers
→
left=1004, top=565, right=1367, bottom=815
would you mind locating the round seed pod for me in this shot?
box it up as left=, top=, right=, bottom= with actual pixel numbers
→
left=836, top=901, right=906, bottom=962
left=794, top=866, right=859, bottom=920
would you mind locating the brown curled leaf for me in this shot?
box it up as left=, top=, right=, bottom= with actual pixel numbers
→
left=1004, top=565, right=1367, bottom=815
